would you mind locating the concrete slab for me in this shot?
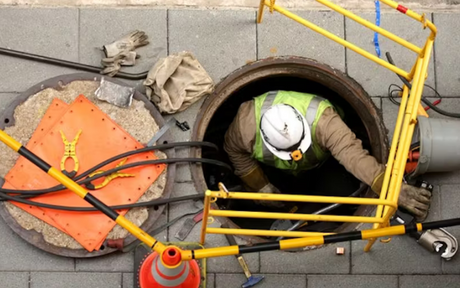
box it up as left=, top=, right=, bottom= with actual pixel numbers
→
left=79, top=8, right=167, bottom=74
left=76, top=251, right=134, bottom=272
left=426, top=186, right=441, bottom=222
left=346, top=13, right=436, bottom=97
left=260, top=243, right=350, bottom=274
left=425, top=97, right=460, bottom=118
left=0, top=7, right=79, bottom=92
left=30, top=272, right=121, bottom=288
left=168, top=9, right=256, bottom=82
left=167, top=184, right=259, bottom=273
left=307, top=275, right=398, bottom=288
left=207, top=273, right=215, bottom=288
left=0, top=94, right=18, bottom=116
left=257, top=11, right=345, bottom=71
left=381, top=98, right=399, bottom=141
left=0, top=217, right=74, bottom=271
left=216, top=273, right=306, bottom=288
left=122, top=273, right=133, bottom=288
left=352, top=224, right=442, bottom=274
left=434, top=13, right=460, bottom=97
left=400, top=275, right=460, bottom=288
left=0, top=272, right=29, bottom=288
left=439, top=185, right=460, bottom=273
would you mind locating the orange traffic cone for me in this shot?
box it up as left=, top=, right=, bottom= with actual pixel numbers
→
left=139, top=247, right=201, bottom=288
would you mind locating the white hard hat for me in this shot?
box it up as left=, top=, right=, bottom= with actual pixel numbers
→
left=260, top=104, right=311, bottom=161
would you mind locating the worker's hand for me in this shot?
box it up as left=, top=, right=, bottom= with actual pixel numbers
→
left=398, top=183, right=432, bottom=222
left=255, top=183, right=284, bottom=208
left=103, top=30, right=149, bottom=58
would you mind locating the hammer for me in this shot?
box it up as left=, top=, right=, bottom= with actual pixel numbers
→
left=222, top=224, right=264, bottom=288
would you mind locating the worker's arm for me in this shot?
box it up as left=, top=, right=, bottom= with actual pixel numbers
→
left=224, top=101, right=271, bottom=191
left=316, top=108, right=385, bottom=192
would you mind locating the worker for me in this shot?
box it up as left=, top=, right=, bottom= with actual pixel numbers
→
left=224, top=90, right=432, bottom=221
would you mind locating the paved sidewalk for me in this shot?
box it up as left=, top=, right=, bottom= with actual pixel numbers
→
left=1, top=6, right=460, bottom=288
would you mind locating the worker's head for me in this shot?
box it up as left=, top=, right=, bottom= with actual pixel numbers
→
left=260, top=104, right=311, bottom=161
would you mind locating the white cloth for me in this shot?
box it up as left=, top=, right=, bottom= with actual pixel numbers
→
left=144, top=51, right=214, bottom=114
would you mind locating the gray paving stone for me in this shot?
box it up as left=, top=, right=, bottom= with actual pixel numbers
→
left=167, top=183, right=259, bottom=273
left=434, top=13, right=460, bottom=97
left=372, top=97, right=382, bottom=110
left=258, top=11, right=345, bottom=70
left=426, top=186, right=441, bottom=222
left=308, top=275, right=398, bottom=288
left=122, top=273, right=133, bottom=288
left=0, top=217, right=74, bottom=271
left=0, top=7, right=79, bottom=92
left=0, top=272, right=29, bottom=288
left=30, top=272, right=121, bottom=288
left=0, top=93, right=18, bottom=116
left=352, top=224, right=442, bottom=274
left=206, top=273, right=215, bottom=288
left=440, top=185, right=460, bottom=273
left=260, top=243, right=350, bottom=274
left=381, top=97, right=400, bottom=141
left=400, top=275, right=460, bottom=288
left=76, top=251, right=134, bottom=272
left=425, top=97, right=460, bottom=119
left=346, top=13, right=435, bottom=97
left=216, top=273, right=306, bottom=288
left=79, top=8, right=167, bottom=89
left=169, top=10, right=256, bottom=82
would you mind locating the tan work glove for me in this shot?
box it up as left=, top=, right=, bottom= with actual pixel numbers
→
left=101, top=51, right=138, bottom=76
left=255, top=183, right=285, bottom=208
left=103, top=30, right=149, bottom=58
left=398, top=183, right=431, bottom=222
left=371, top=173, right=432, bottom=222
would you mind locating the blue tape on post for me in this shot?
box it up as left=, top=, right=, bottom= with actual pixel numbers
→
left=374, top=0, right=381, bottom=58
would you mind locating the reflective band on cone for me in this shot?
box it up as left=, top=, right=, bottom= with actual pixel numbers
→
left=139, top=252, right=201, bottom=288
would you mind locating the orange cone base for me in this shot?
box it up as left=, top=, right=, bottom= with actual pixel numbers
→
left=139, top=252, right=201, bottom=288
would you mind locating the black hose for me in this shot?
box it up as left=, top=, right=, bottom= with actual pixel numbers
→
left=0, top=141, right=218, bottom=195
left=385, top=52, right=460, bottom=118
left=3, top=192, right=203, bottom=212
left=0, top=47, right=148, bottom=80
left=0, top=157, right=231, bottom=197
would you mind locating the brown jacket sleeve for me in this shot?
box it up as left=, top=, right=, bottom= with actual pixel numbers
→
left=316, top=107, right=385, bottom=187
left=224, top=100, right=270, bottom=191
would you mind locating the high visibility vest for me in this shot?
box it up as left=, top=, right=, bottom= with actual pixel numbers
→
left=252, top=90, right=334, bottom=173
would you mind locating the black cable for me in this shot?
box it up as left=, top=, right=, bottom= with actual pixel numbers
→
left=386, top=52, right=460, bottom=118
left=3, top=192, right=203, bottom=212
left=0, top=157, right=231, bottom=197
left=0, top=141, right=218, bottom=195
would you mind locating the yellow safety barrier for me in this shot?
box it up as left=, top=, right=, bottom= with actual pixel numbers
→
left=200, top=0, right=436, bottom=252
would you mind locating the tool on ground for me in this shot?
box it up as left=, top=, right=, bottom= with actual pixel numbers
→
left=222, top=223, right=264, bottom=288
left=94, top=77, right=135, bottom=108
left=0, top=47, right=148, bottom=80
left=176, top=120, right=190, bottom=131
left=85, top=158, right=135, bottom=190
left=391, top=181, right=458, bottom=260
left=147, top=117, right=178, bottom=147
left=60, top=129, right=82, bottom=178
left=424, top=99, right=441, bottom=111
left=175, top=211, right=204, bottom=241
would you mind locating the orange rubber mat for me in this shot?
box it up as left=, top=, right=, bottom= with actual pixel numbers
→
left=3, top=95, right=165, bottom=251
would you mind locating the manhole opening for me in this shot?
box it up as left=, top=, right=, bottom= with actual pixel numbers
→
left=201, top=75, right=371, bottom=236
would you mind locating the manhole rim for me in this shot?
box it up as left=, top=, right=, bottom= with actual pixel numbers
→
left=190, top=56, right=389, bottom=245
left=0, top=72, right=176, bottom=258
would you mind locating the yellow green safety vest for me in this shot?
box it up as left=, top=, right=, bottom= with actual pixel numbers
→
left=252, top=90, right=334, bottom=173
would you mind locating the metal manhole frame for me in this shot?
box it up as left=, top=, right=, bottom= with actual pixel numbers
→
left=190, top=56, right=389, bottom=245
left=0, top=73, right=176, bottom=258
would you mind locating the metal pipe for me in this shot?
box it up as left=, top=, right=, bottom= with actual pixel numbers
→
left=0, top=47, right=148, bottom=80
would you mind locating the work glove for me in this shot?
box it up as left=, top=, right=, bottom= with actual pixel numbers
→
left=100, top=51, right=137, bottom=77
left=398, top=183, right=431, bottom=222
left=255, top=183, right=285, bottom=208
left=103, top=30, right=149, bottom=58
